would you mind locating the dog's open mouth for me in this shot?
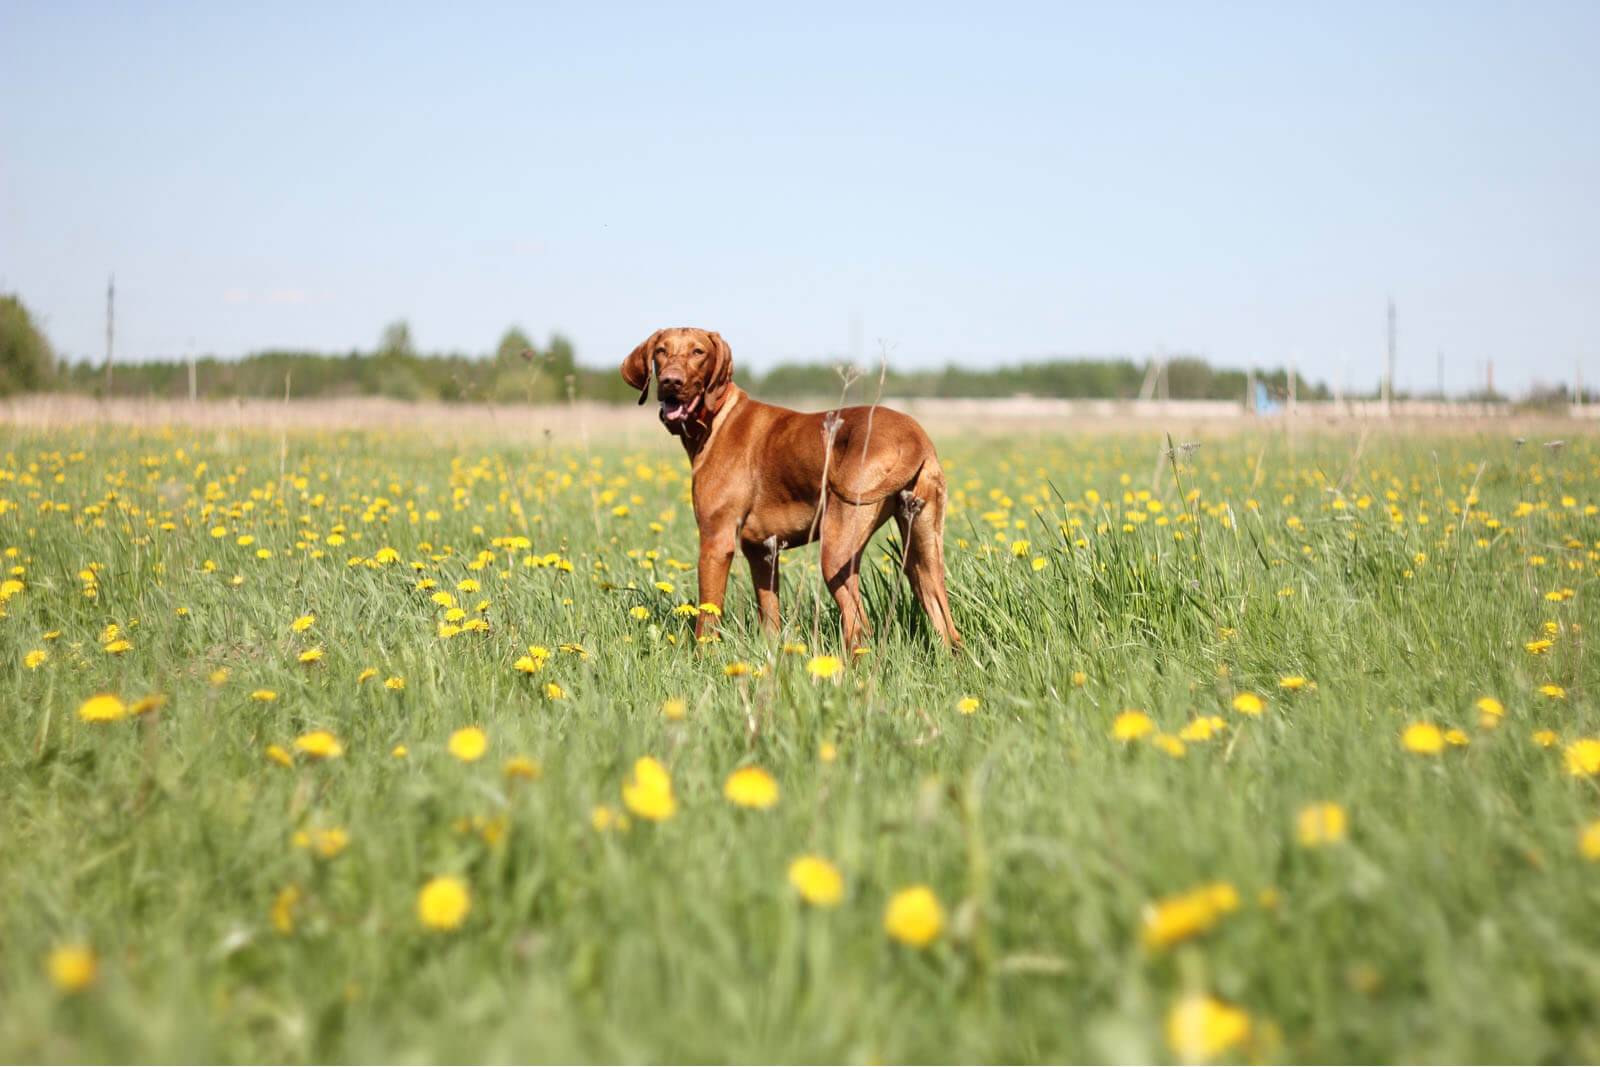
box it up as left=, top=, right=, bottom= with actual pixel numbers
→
left=659, top=394, right=701, bottom=426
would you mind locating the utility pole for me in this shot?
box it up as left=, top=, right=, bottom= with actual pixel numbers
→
left=104, top=275, right=115, bottom=394
left=1382, top=296, right=1395, bottom=415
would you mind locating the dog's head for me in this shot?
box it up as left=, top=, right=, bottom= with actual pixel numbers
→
left=621, top=327, right=735, bottom=430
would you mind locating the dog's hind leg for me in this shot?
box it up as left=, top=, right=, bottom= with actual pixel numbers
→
left=821, top=499, right=892, bottom=651
left=897, top=461, right=961, bottom=650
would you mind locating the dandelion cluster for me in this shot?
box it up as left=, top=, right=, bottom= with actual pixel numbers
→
left=4, top=425, right=1598, bottom=1062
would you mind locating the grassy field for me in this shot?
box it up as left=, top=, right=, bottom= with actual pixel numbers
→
left=2, top=417, right=1598, bottom=1063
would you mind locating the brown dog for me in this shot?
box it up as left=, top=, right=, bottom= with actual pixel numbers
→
left=622, top=327, right=959, bottom=651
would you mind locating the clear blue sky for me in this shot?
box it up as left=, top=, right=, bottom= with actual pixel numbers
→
left=3, top=1, right=1596, bottom=393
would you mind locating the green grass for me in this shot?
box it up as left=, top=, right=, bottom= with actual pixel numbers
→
left=1, top=422, right=1597, bottom=1063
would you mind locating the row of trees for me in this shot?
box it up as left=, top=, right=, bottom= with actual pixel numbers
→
left=0, top=295, right=56, bottom=396
left=760, top=358, right=1326, bottom=402
left=35, top=326, right=1330, bottom=406
left=0, top=292, right=1423, bottom=405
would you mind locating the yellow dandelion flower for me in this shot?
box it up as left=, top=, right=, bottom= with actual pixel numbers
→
left=1580, top=821, right=1600, bottom=862
left=293, top=730, right=344, bottom=760
left=448, top=726, right=488, bottom=763
left=384, top=676, right=405, bottom=691
left=24, top=649, right=47, bottom=669
left=1180, top=716, right=1227, bottom=742
left=622, top=756, right=676, bottom=822
left=504, top=755, right=541, bottom=781
left=788, top=855, right=845, bottom=907
left=265, top=743, right=293, bottom=768
left=270, top=884, right=301, bottom=935
left=290, top=613, right=316, bottom=633
left=292, top=827, right=350, bottom=860
left=1532, top=728, right=1559, bottom=748
left=591, top=805, right=629, bottom=832
left=391, top=744, right=409, bottom=759
left=1231, top=692, right=1265, bottom=715
left=1152, top=733, right=1187, bottom=758
left=1166, top=994, right=1251, bottom=1063
left=1296, top=802, right=1348, bottom=847
left=724, top=661, right=752, bottom=677
left=1071, top=670, right=1088, bottom=686
left=297, top=648, right=324, bottom=665
left=661, top=697, right=687, bottom=721
left=103, top=639, right=132, bottom=655
left=1563, top=738, right=1600, bottom=778
left=819, top=740, right=838, bottom=763
left=356, top=667, right=378, bottom=684
left=544, top=681, right=567, bottom=700
left=417, top=875, right=471, bottom=931
left=250, top=688, right=277, bottom=702
left=1112, top=709, right=1154, bottom=741
left=629, top=605, right=650, bottom=620
left=884, top=885, right=945, bottom=948
left=1142, top=882, right=1239, bottom=950
left=956, top=696, right=981, bottom=715
left=77, top=693, right=128, bottom=723
left=46, top=944, right=98, bottom=994
left=1539, top=684, right=1567, bottom=700
left=724, top=766, right=780, bottom=810
left=1525, top=638, right=1554, bottom=655
left=806, top=655, right=843, bottom=680
left=1277, top=675, right=1308, bottom=691
left=1444, top=728, right=1470, bottom=747
left=1402, top=722, right=1445, bottom=755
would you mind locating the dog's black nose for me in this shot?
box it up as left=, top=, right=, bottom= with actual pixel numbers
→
left=658, top=370, right=685, bottom=394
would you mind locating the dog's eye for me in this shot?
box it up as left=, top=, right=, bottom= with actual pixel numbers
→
left=693, top=349, right=704, bottom=356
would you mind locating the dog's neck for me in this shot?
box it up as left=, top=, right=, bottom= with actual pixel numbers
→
left=671, top=385, right=743, bottom=464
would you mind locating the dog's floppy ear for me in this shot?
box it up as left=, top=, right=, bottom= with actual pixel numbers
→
left=621, top=331, right=658, bottom=405
left=703, top=331, right=735, bottom=413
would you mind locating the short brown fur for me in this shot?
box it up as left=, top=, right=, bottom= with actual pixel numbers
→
left=622, top=327, right=960, bottom=650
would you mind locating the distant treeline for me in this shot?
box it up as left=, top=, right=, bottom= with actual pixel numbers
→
left=46, top=318, right=1332, bottom=405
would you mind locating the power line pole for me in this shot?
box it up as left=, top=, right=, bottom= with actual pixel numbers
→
left=1383, top=296, right=1395, bottom=414
left=104, top=274, right=116, bottom=394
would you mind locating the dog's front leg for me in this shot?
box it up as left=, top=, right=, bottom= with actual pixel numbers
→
left=695, top=525, right=738, bottom=641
